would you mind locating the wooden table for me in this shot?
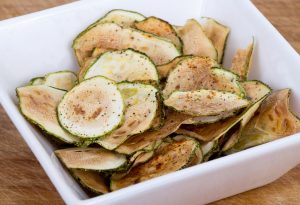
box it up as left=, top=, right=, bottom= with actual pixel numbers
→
left=0, top=0, right=299, bottom=204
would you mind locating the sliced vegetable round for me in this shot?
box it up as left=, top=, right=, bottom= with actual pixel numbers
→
left=83, top=49, right=159, bottom=83
left=203, top=18, right=230, bottom=63
left=16, top=85, right=80, bottom=144
left=55, top=147, right=127, bottom=171
left=71, top=170, right=109, bottom=194
left=111, top=137, right=200, bottom=191
left=73, top=23, right=180, bottom=66
left=116, top=110, right=191, bottom=155
left=134, top=16, right=182, bottom=51
left=241, top=80, right=271, bottom=103
left=164, top=90, right=249, bottom=116
left=87, top=9, right=145, bottom=29
left=97, top=82, right=158, bottom=150
left=57, top=76, right=124, bottom=139
left=44, top=71, right=77, bottom=91
left=178, top=19, right=217, bottom=60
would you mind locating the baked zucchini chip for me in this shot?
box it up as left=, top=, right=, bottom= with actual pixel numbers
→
left=134, top=16, right=182, bottom=51
left=110, top=137, right=200, bottom=191
left=87, top=9, right=145, bottom=29
left=183, top=111, right=236, bottom=125
left=16, top=85, right=80, bottom=144
left=203, top=17, right=230, bottom=63
left=178, top=19, right=217, bottom=60
left=28, top=77, right=45, bottom=85
left=156, top=56, right=188, bottom=79
left=55, top=147, right=127, bottom=171
left=83, top=49, right=159, bottom=84
left=71, top=170, right=109, bottom=194
left=115, top=110, right=191, bottom=155
left=241, top=80, right=272, bottom=103
left=231, top=39, right=254, bottom=81
left=162, top=56, right=244, bottom=98
left=97, top=83, right=158, bottom=150
left=164, top=90, right=249, bottom=116
left=57, top=76, right=124, bottom=139
left=44, top=71, right=77, bottom=91
left=73, top=23, right=180, bottom=66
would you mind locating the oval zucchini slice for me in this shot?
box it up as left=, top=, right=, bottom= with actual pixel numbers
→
left=55, top=147, right=127, bottom=171
left=162, top=57, right=244, bottom=98
left=255, top=89, right=300, bottom=136
left=134, top=16, right=182, bottom=51
left=87, top=9, right=145, bottom=30
left=241, top=80, right=272, bottom=103
left=110, top=137, right=200, bottom=191
left=178, top=19, right=217, bottom=60
left=44, top=71, right=77, bottom=91
left=71, top=170, right=109, bottom=194
left=29, top=77, right=45, bottom=85
left=115, top=110, right=191, bottom=155
left=73, top=23, right=180, bottom=66
left=97, top=82, right=158, bottom=150
left=83, top=49, right=159, bottom=84
left=231, top=39, right=254, bottom=81
left=16, top=85, right=80, bottom=144
left=57, top=76, right=124, bottom=139
left=164, top=90, right=249, bottom=116
left=203, top=18, right=230, bottom=63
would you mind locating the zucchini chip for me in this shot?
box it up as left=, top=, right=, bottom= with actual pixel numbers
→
left=73, top=23, right=180, bottom=66
left=134, top=16, right=182, bottom=51
left=44, top=71, right=77, bottom=91
left=164, top=90, right=249, bottom=116
left=176, top=95, right=266, bottom=142
left=156, top=56, right=189, bottom=79
left=55, top=147, right=127, bottom=171
left=203, top=18, right=230, bottom=63
left=111, top=137, right=200, bottom=191
left=16, top=85, right=80, bottom=144
left=87, top=9, right=145, bottom=29
left=178, top=19, right=217, bottom=60
left=57, top=76, right=124, bottom=139
left=83, top=49, right=159, bottom=84
left=97, top=83, right=158, bottom=150
left=201, top=140, right=219, bottom=162
left=162, top=56, right=244, bottom=98
left=231, top=39, right=254, bottom=81
left=29, top=77, right=45, bottom=85
left=115, top=110, right=191, bottom=155
left=241, top=80, right=272, bottom=103
left=256, top=89, right=300, bottom=136
left=71, top=170, right=109, bottom=194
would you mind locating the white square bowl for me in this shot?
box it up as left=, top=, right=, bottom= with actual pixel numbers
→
left=1, top=0, right=300, bottom=204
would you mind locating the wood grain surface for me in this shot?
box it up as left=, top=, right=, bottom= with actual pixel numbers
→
left=0, top=0, right=299, bottom=204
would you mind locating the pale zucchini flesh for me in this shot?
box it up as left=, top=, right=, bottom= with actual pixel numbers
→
left=115, top=110, right=191, bottom=155
left=111, top=137, right=200, bottom=191
left=203, top=18, right=230, bottom=63
left=178, top=19, right=217, bottom=60
left=73, top=23, right=180, bottom=66
left=44, top=71, right=77, bottom=91
left=57, top=76, right=124, bottom=139
left=97, top=82, right=158, bottom=150
left=231, top=39, right=254, bottom=81
left=183, top=111, right=236, bottom=125
left=83, top=49, right=159, bottom=83
left=156, top=56, right=188, bottom=79
left=55, top=148, right=127, bottom=171
left=16, top=85, right=80, bottom=144
left=71, top=170, right=109, bottom=194
left=134, top=16, right=182, bottom=51
left=164, top=90, right=249, bottom=116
